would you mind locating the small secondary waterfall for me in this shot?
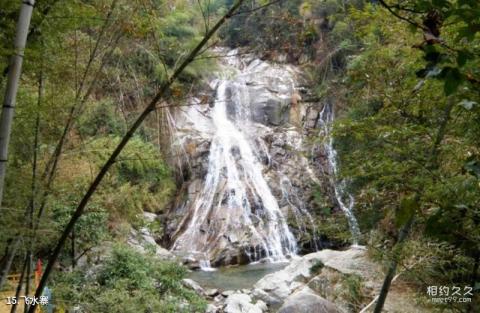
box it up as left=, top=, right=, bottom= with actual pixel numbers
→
left=318, top=103, right=361, bottom=245
left=172, top=74, right=298, bottom=263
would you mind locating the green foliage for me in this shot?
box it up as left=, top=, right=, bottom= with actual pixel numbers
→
left=311, top=183, right=332, bottom=215
left=219, top=0, right=363, bottom=71
left=395, top=194, right=417, bottom=227
left=0, top=280, right=15, bottom=292
left=78, top=100, right=126, bottom=137
left=464, top=155, right=480, bottom=178
left=0, top=0, right=205, bottom=297
left=310, top=260, right=324, bottom=275
left=53, top=245, right=206, bottom=313
left=315, top=214, right=352, bottom=247
left=51, top=201, right=109, bottom=263
left=340, top=274, right=365, bottom=311
left=36, top=134, right=175, bottom=231
left=316, top=1, right=480, bottom=308
left=145, top=216, right=164, bottom=239
left=396, top=0, right=480, bottom=96
left=308, top=180, right=353, bottom=245
left=85, top=136, right=172, bottom=184
left=220, top=0, right=308, bottom=58
left=1, top=0, right=478, bottom=309
left=87, top=136, right=176, bottom=217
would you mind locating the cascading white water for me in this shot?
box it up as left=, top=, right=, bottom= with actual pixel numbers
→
left=171, top=74, right=298, bottom=263
left=318, top=104, right=361, bottom=245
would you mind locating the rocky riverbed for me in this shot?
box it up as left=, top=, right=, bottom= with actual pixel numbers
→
left=179, top=246, right=432, bottom=313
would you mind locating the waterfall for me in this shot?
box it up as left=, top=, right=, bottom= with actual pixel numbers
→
left=171, top=74, right=298, bottom=264
left=318, top=103, right=361, bottom=245
left=199, top=259, right=216, bottom=272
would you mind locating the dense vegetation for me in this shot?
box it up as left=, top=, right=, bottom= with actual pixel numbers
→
left=0, top=0, right=224, bottom=311
left=334, top=2, right=479, bottom=311
left=0, top=0, right=478, bottom=312
left=223, top=0, right=479, bottom=311
left=53, top=244, right=206, bottom=312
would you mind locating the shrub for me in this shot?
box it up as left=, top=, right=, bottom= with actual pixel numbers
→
left=53, top=244, right=206, bottom=313
left=310, top=260, right=325, bottom=275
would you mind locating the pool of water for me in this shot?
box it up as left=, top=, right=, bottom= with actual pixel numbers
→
left=188, top=262, right=289, bottom=291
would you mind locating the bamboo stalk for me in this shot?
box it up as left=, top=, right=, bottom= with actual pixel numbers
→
left=0, top=0, right=36, bottom=208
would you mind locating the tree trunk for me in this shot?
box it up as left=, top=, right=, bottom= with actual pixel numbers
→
left=24, top=69, right=42, bottom=310
left=0, top=0, right=36, bottom=208
left=373, top=215, right=414, bottom=313
left=71, top=228, right=76, bottom=269
left=467, top=252, right=479, bottom=313
left=24, top=253, right=32, bottom=313
left=27, top=1, right=245, bottom=311
left=1, top=0, right=59, bottom=82
left=0, top=238, right=20, bottom=290
left=10, top=254, right=28, bottom=313
left=374, top=98, right=455, bottom=312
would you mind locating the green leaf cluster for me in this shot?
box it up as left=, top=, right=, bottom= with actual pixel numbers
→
left=52, top=244, right=206, bottom=313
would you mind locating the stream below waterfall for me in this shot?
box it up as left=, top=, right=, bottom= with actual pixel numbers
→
left=188, top=262, right=288, bottom=291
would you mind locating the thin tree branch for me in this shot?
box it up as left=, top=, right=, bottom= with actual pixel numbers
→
left=231, top=0, right=284, bottom=16
left=198, top=0, right=209, bottom=34
left=377, top=0, right=427, bottom=31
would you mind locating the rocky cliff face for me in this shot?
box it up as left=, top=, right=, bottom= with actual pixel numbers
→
left=163, top=50, right=339, bottom=267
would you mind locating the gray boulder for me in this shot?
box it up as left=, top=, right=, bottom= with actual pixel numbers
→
left=205, top=288, right=220, bottom=298
left=127, top=227, right=174, bottom=260
left=181, top=278, right=205, bottom=296
left=224, top=293, right=266, bottom=313
left=253, top=247, right=370, bottom=306
left=277, top=287, right=340, bottom=313
left=206, top=303, right=221, bottom=313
